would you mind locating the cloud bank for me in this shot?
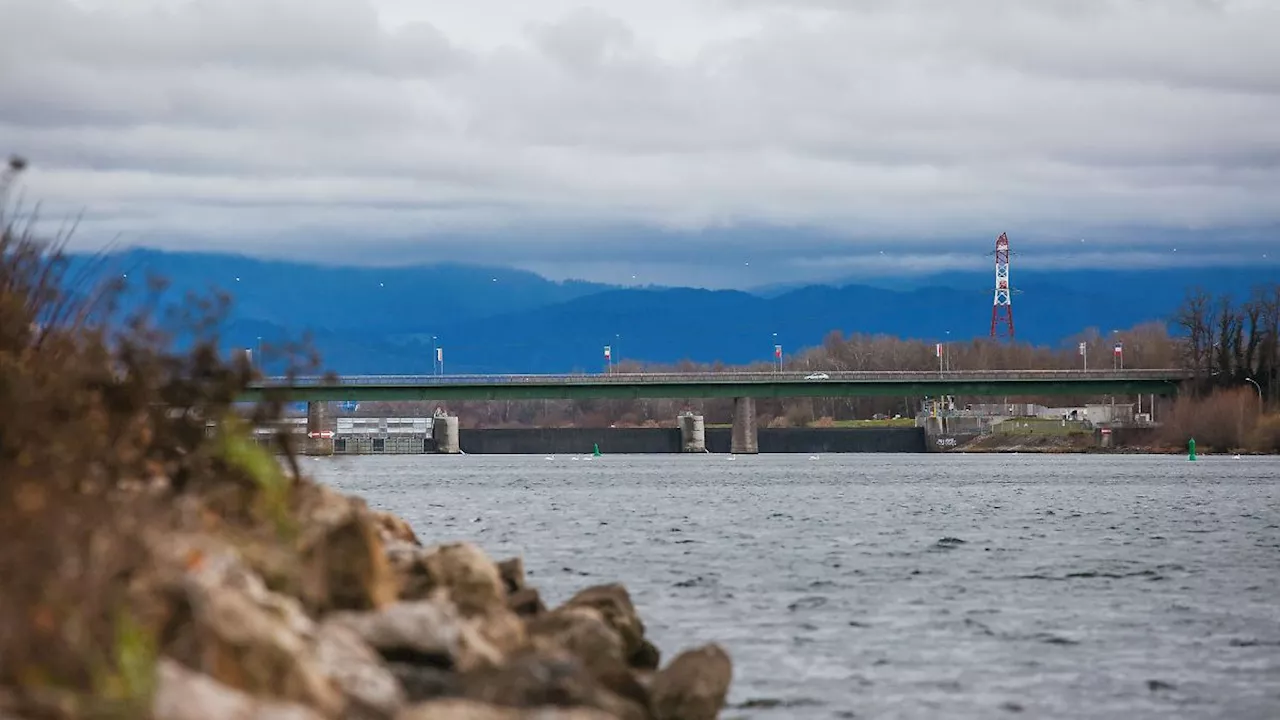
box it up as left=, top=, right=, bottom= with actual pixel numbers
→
left=2, top=0, right=1277, bottom=285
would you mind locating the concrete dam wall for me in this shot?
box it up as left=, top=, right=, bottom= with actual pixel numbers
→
left=456, top=427, right=927, bottom=455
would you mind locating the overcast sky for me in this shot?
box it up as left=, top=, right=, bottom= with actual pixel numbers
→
left=3, top=0, right=1278, bottom=287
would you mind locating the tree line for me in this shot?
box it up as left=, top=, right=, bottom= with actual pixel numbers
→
left=1175, top=284, right=1279, bottom=404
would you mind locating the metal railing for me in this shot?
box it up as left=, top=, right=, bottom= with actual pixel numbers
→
left=251, top=368, right=1191, bottom=388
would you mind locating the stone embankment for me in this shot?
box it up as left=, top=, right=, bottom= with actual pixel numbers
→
left=103, top=478, right=732, bottom=720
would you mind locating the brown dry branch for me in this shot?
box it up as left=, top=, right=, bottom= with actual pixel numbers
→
left=0, top=159, right=317, bottom=718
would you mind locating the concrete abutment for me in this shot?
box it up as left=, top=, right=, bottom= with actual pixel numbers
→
left=731, top=397, right=758, bottom=454
left=304, top=401, right=335, bottom=456
left=678, top=413, right=706, bottom=453
left=432, top=414, right=460, bottom=454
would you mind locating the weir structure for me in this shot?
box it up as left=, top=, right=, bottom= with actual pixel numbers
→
left=240, top=370, right=1191, bottom=456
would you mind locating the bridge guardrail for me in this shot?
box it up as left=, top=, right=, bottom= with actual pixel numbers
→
left=249, top=369, right=1191, bottom=388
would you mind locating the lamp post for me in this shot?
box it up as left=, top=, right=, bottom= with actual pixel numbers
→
left=432, top=336, right=438, bottom=376
left=1245, top=377, right=1263, bottom=407
left=256, top=336, right=263, bottom=372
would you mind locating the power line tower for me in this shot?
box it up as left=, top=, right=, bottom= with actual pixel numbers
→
left=989, top=232, right=1015, bottom=340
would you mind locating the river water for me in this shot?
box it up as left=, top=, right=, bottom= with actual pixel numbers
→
left=301, top=453, right=1280, bottom=720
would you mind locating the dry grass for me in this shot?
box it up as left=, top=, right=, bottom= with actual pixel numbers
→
left=1156, top=388, right=1262, bottom=452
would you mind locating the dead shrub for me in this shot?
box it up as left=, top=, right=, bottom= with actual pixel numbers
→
left=0, top=157, right=319, bottom=718
left=1157, top=388, right=1259, bottom=451
left=1246, top=414, right=1280, bottom=453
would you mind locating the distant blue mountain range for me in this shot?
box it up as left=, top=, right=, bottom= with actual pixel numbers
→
left=65, top=248, right=1278, bottom=375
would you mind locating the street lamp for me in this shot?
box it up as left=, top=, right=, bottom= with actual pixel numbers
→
left=1245, top=377, right=1263, bottom=406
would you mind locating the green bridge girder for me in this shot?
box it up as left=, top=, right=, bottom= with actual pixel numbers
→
left=238, top=370, right=1189, bottom=403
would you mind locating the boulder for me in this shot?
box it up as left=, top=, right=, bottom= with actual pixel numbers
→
left=373, top=511, right=421, bottom=546
left=295, top=486, right=399, bottom=614
left=166, top=551, right=345, bottom=717
left=526, top=607, right=625, bottom=668
left=421, top=543, right=507, bottom=614
left=389, top=542, right=509, bottom=616
left=560, top=585, right=646, bottom=659
left=496, top=557, right=525, bottom=594
left=628, top=640, right=661, bottom=672
left=314, top=622, right=406, bottom=720
left=153, top=658, right=326, bottom=720
left=325, top=600, right=502, bottom=673
left=647, top=645, right=732, bottom=720
left=458, top=648, right=648, bottom=720
left=507, top=587, right=546, bottom=618
left=395, top=700, right=617, bottom=720
left=386, top=663, right=462, bottom=704
left=525, top=607, right=647, bottom=711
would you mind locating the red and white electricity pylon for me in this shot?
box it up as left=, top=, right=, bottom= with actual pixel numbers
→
left=989, top=232, right=1015, bottom=340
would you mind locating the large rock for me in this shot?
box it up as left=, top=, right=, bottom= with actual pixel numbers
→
left=421, top=543, right=507, bottom=614
left=458, top=649, right=648, bottom=720
left=314, top=622, right=406, bottom=720
left=507, top=587, right=547, bottom=618
left=560, top=585, right=646, bottom=660
left=295, top=486, right=399, bottom=614
left=496, top=557, right=525, bottom=594
left=373, top=511, right=421, bottom=547
left=389, top=542, right=506, bottom=614
left=526, top=607, right=647, bottom=712
left=526, top=607, right=625, bottom=668
left=158, top=538, right=404, bottom=719
left=647, top=645, right=733, bottom=720
left=395, top=700, right=617, bottom=719
left=167, top=553, right=345, bottom=716
left=325, top=600, right=502, bottom=673
left=153, top=658, right=326, bottom=720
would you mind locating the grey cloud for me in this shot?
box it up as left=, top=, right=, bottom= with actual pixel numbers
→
left=2, top=0, right=1278, bottom=284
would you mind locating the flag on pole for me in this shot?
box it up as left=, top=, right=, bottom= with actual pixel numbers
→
left=436, top=347, right=443, bottom=362
left=1114, top=343, right=1123, bottom=356
left=936, top=343, right=943, bottom=358
left=604, top=345, right=611, bottom=360
left=774, top=344, right=782, bottom=359
left=1078, top=342, right=1087, bottom=356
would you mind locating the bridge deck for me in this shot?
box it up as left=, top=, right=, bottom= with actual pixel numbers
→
left=241, top=370, right=1190, bottom=402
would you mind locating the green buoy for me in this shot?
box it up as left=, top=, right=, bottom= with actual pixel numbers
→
left=593, top=443, right=601, bottom=457
left=1188, top=437, right=1197, bottom=461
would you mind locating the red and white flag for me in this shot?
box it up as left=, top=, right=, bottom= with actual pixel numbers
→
left=604, top=346, right=611, bottom=360
left=936, top=343, right=943, bottom=358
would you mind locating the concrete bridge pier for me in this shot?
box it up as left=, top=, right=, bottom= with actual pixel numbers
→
left=730, top=397, right=758, bottom=455
left=678, top=413, right=706, bottom=453
left=433, top=414, right=460, bottom=454
left=305, top=401, right=335, bottom=456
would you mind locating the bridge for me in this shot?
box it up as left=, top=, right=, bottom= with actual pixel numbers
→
left=242, top=369, right=1188, bottom=402
left=240, top=369, right=1191, bottom=456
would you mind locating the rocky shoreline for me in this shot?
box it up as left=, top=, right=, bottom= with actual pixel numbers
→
left=5, top=472, right=732, bottom=720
